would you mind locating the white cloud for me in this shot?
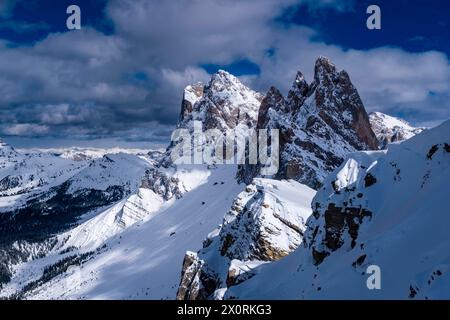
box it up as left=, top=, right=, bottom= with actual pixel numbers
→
left=0, top=0, right=448, bottom=144
left=241, top=25, right=450, bottom=126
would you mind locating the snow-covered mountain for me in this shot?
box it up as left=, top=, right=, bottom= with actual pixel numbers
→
left=0, top=165, right=242, bottom=299
left=0, top=153, right=153, bottom=236
left=162, top=70, right=264, bottom=167
left=178, top=70, right=263, bottom=133
left=177, top=179, right=315, bottom=300
left=226, top=120, right=450, bottom=299
left=0, top=140, right=86, bottom=199
left=238, top=56, right=378, bottom=189
left=0, top=69, right=263, bottom=299
left=369, top=112, right=424, bottom=148
left=0, top=148, right=157, bottom=291
left=0, top=57, right=447, bottom=301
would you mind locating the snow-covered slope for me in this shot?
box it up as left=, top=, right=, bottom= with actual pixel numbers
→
left=0, top=152, right=156, bottom=289
left=1, top=61, right=447, bottom=301
left=0, top=140, right=86, bottom=200
left=0, top=165, right=244, bottom=299
left=238, top=57, right=378, bottom=189
left=227, top=120, right=450, bottom=299
left=64, top=153, right=149, bottom=195
left=177, top=179, right=316, bottom=300
left=369, top=112, right=424, bottom=148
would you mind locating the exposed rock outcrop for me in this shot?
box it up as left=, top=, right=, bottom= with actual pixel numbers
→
left=176, top=179, right=315, bottom=300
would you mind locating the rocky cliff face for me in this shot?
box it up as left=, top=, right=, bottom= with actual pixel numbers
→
left=304, top=124, right=447, bottom=267
left=163, top=70, right=263, bottom=168
left=238, top=57, right=378, bottom=189
left=176, top=57, right=381, bottom=300
left=177, top=179, right=315, bottom=300
left=178, top=70, right=263, bottom=132
left=369, top=111, right=424, bottom=148
left=180, top=83, right=204, bottom=120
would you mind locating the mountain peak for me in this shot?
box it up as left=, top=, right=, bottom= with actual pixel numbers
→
left=239, top=57, right=378, bottom=188
left=288, top=71, right=309, bottom=108
left=257, top=86, right=287, bottom=129
left=175, top=69, right=262, bottom=135
left=315, top=55, right=336, bottom=74
left=369, top=111, right=425, bottom=148
left=180, top=83, right=204, bottom=120
left=266, top=86, right=285, bottom=102
left=210, top=69, right=240, bottom=85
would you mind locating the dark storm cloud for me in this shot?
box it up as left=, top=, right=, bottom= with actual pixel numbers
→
left=0, top=0, right=449, bottom=146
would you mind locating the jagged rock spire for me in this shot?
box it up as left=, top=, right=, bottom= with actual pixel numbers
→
left=257, top=86, right=287, bottom=129
left=238, top=56, right=379, bottom=188
left=287, top=71, right=310, bottom=111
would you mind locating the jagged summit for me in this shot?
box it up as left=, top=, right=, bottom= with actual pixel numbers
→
left=177, top=70, right=263, bottom=132
left=210, top=69, right=240, bottom=84
left=238, top=56, right=379, bottom=189
left=226, top=120, right=450, bottom=300
left=314, top=55, right=337, bottom=81
left=287, top=71, right=309, bottom=109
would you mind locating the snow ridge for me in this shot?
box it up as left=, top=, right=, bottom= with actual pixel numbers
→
left=227, top=120, right=450, bottom=299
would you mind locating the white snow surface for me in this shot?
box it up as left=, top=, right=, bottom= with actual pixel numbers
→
left=1, top=165, right=245, bottom=299
left=65, top=153, right=151, bottom=195
left=227, top=120, right=450, bottom=299
left=177, top=178, right=316, bottom=300
left=0, top=143, right=87, bottom=210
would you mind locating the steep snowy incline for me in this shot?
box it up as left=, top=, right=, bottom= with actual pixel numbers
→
left=1, top=165, right=244, bottom=300
left=228, top=120, right=450, bottom=299
left=369, top=112, right=425, bottom=148
left=54, top=165, right=204, bottom=251
left=0, top=153, right=153, bottom=243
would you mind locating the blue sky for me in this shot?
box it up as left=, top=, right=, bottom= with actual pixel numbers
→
left=0, top=0, right=449, bottom=148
